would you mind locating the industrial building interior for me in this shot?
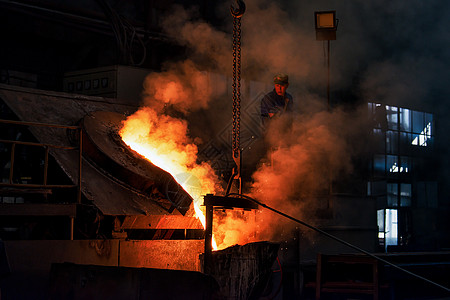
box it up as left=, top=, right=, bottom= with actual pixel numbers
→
left=1, top=0, right=450, bottom=299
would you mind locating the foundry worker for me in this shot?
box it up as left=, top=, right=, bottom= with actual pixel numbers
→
left=260, top=73, right=293, bottom=128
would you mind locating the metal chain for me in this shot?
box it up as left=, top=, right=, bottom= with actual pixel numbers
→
left=227, top=0, right=245, bottom=194
left=232, top=16, right=241, bottom=159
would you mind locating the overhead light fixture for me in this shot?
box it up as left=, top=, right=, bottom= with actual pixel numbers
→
left=314, top=10, right=338, bottom=110
left=314, top=11, right=337, bottom=40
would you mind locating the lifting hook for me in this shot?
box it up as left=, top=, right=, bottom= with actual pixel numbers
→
left=230, top=0, right=246, bottom=18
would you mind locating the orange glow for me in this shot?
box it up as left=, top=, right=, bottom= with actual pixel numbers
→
left=119, top=107, right=218, bottom=250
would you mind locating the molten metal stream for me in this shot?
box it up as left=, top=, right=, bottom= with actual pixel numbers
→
left=119, top=107, right=218, bottom=250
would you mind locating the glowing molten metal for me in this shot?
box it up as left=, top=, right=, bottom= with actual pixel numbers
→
left=119, top=107, right=218, bottom=250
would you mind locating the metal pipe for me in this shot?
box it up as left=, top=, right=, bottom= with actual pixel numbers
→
left=0, top=0, right=170, bottom=42
left=0, top=118, right=79, bottom=129
left=0, top=139, right=78, bottom=150
left=0, top=183, right=77, bottom=188
left=204, top=201, right=213, bottom=274
left=70, top=217, right=74, bottom=240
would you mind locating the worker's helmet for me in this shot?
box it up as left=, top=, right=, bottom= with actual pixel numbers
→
left=273, top=73, right=289, bottom=85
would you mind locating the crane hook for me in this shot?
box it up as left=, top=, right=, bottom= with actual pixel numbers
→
left=230, top=0, right=246, bottom=18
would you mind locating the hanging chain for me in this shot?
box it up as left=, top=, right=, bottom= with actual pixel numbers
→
left=226, top=0, right=245, bottom=195
left=232, top=16, right=242, bottom=159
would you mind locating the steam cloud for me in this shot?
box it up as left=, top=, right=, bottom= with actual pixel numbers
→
left=139, top=0, right=449, bottom=247
left=142, top=60, right=214, bottom=114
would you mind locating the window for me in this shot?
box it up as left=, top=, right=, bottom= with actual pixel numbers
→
left=386, top=131, right=398, bottom=154
left=387, top=183, right=411, bottom=207
left=411, top=121, right=432, bottom=146
left=386, top=105, right=398, bottom=130
left=369, top=102, right=436, bottom=251
left=385, top=209, right=398, bottom=248
left=373, top=154, right=386, bottom=176
left=399, top=108, right=411, bottom=132
left=378, top=209, right=398, bottom=251
left=387, top=183, right=398, bottom=206
left=400, top=183, right=412, bottom=207
left=387, top=155, right=399, bottom=173
left=369, top=102, right=434, bottom=150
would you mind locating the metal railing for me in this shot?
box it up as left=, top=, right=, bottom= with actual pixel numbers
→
left=0, top=118, right=83, bottom=239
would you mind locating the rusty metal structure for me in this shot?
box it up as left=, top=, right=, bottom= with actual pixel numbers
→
left=0, top=83, right=208, bottom=297
left=0, top=84, right=202, bottom=238
left=0, top=83, right=282, bottom=300
left=0, top=118, right=82, bottom=239
left=202, top=194, right=258, bottom=275
left=80, top=110, right=194, bottom=215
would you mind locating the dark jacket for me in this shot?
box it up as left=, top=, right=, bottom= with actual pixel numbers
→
left=261, top=89, right=293, bottom=126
